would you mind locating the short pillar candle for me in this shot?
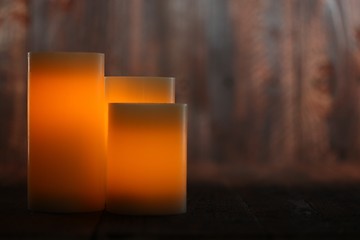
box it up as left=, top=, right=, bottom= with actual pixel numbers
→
left=105, top=76, right=175, bottom=103
left=106, top=103, right=187, bottom=215
left=28, top=52, right=106, bottom=212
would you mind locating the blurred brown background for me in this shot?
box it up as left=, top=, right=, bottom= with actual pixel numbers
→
left=2, top=0, right=360, bottom=185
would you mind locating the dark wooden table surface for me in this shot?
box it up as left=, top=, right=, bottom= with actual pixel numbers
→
left=1, top=181, right=360, bottom=239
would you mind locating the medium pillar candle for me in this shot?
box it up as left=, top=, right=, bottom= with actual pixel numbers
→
left=105, top=76, right=175, bottom=103
left=107, top=103, right=187, bottom=215
left=28, top=52, right=106, bottom=212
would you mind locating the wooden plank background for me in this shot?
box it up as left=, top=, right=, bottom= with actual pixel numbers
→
left=2, top=0, right=360, bottom=184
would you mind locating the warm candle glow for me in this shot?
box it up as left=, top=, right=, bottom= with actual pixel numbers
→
left=28, top=52, right=106, bottom=212
left=105, top=76, right=175, bottom=103
left=106, top=103, right=187, bottom=215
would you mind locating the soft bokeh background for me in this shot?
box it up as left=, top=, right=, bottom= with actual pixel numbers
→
left=2, top=0, right=360, bottom=185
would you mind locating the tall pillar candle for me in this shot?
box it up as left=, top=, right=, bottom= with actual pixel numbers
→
left=107, top=103, right=187, bottom=214
left=105, top=76, right=174, bottom=103
left=28, top=52, right=106, bottom=212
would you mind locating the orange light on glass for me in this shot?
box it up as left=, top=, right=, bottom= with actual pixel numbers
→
left=28, top=52, right=106, bottom=212
left=106, top=103, right=187, bottom=215
left=105, top=76, right=175, bottom=103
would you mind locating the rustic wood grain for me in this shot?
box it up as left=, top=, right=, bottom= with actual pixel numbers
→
left=2, top=182, right=360, bottom=239
left=2, top=0, right=360, bottom=182
left=95, top=183, right=265, bottom=239
left=0, top=184, right=101, bottom=239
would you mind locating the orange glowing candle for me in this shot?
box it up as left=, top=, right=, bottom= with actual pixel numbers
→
left=105, top=76, right=175, bottom=103
left=106, top=103, right=187, bottom=214
left=28, top=52, right=106, bottom=212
